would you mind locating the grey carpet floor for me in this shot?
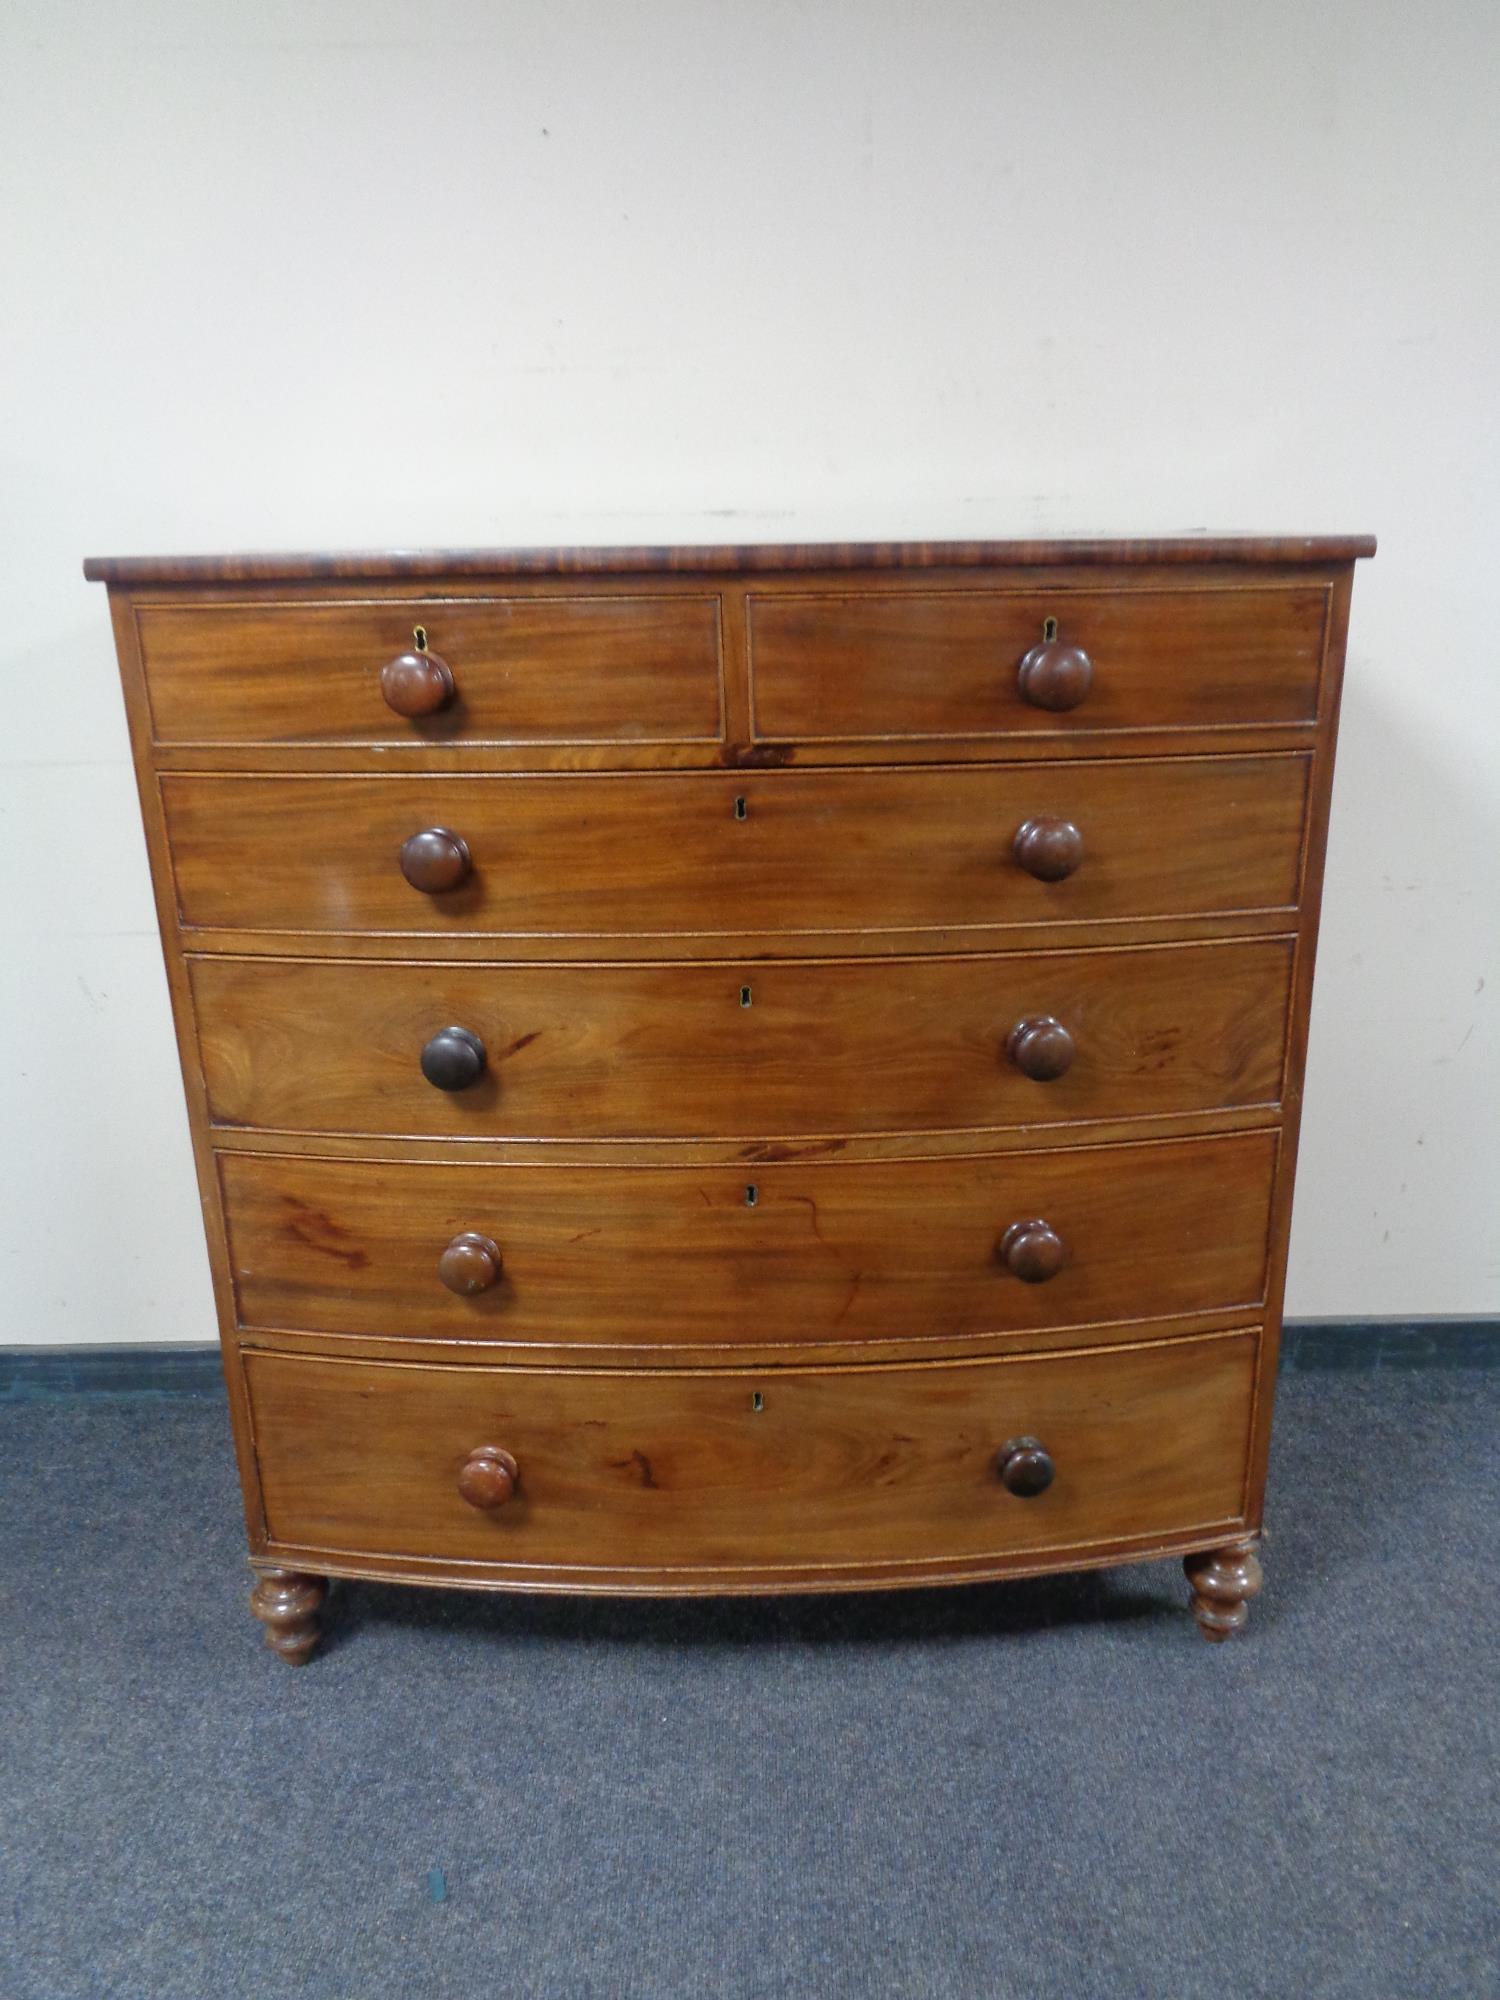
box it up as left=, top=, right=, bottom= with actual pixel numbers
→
left=1, top=1370, right=1496, bottom=2000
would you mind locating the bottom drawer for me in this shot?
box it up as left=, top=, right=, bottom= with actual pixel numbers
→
left=244, top=1334, right=1257, bottom=1584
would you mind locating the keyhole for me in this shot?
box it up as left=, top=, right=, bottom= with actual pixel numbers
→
left=1043, top=616, right=1058, bottom=642
left=413, top=625, right=428, bottom=652
left=751, top=1391, right=765, bottom=1413
left=745, top=1184, right=758, bottom=1207
left=733, top=795, right=747, bottom=820
left=739, top=985, right=752, bottom=1007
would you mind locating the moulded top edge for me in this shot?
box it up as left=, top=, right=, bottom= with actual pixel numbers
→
left=81, top=535, right=1377, bottom=586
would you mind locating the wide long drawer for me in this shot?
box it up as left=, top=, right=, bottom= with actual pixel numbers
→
left=747, top=584, right=1328, bottom=741
left=163, top=757, right=1308, bottom=942
left=245, top=1334, right=1257, bottom=1576
left=221, top=1131, right=1276, bottom=1347
left=135, top=594, right=725, bottom=746
left=192, top=939, right=1293, bottom=1140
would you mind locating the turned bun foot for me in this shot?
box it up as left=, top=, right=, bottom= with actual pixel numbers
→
left=250, top=1567, right=328, bottom=1665
left=1184, top=1539, right=1263, bottom=1642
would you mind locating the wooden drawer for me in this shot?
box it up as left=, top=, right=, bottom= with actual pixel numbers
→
left=192, top=939, right=1293, bottom=1141
left=245, top=1333, right=1257, bottom=1577
left=222, top=1131, right=1276, bottom=1348
left=134, top=595, right=724, bottom=746
left=164, top=755, right=1308, bottom=943
left=747, top=585, right=1328, bottom=741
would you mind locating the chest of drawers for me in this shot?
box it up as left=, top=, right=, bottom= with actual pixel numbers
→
left=86, top=535, right=1373, bottom=1661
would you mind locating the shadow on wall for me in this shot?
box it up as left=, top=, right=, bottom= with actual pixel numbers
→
left=1288, top=626, right=1497, bottom=1317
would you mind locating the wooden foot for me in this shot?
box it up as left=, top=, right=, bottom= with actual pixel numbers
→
left=1184, top=1539, right=1263, bottom=1642
left=250, top=1567, right=327, bottom=1665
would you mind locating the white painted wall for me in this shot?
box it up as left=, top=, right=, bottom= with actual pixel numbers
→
left=2, top=0, right=1496, bottom=1344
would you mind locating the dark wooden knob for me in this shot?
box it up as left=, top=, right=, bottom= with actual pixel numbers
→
left=1017, top=640, right=1093, bottom=712
left=1006, top=1015, right=1075, bottom=1081
left=439, top=1232, right=503, bottom=1295
left=996, top=1436, right=1055, bottom=1497
left=457, top=1445, right=518, bottom=1510
left=1012, top=816, right=1084, bottom=882
left=381, top=650, right=455, bottom=717
left=1000, top=1219, right=1066, bottom=1283
left=399, top=827, right=471, bottom=894
left=420, top=1025, right=487, bottom=1091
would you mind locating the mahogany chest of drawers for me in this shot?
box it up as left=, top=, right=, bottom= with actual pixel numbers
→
left=86, top=535, right=1373, bottom=1661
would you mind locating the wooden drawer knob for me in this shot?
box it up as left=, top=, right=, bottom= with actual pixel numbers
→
left=1000, top=1219, right=1066, bottom=1283
left=420, top=1025, right=487, bottom=1091
left=439, top=1232, right=503, bottom=1295
left=996, top=1436, right=1055, bottom=1497
left=381, top=649, right=455, bottom=717
left=457, top=1445, right=519, bottom=1510
left=399, top=827, right=472, bottom=894
left=1006, top=1015, right=1075, bottom=1081
left=1017, top=638, right=1093, bottom=712
left=1013, top=816, right=1084, bottom=882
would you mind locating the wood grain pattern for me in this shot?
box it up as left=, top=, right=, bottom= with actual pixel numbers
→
left=190, top=939, right=1294, bottom=1142
left=84, top=536, right=1376, bottom=584
left=244, top=1332, right=1257, bottom=1573
left=135, top=595, right=725, bottom=746
left=163, top=756, right=1308, bottom=944
left=220, top=1129, right=1277, bottom=1347
left=202, top=1105, right=1288, bottom=1171
left=140, top=724, right=1326, bottom=780
left=748, top=586, right=1329, bottom=740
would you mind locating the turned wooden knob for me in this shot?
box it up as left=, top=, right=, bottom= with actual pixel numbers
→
left=399, top=827, right=472, bottom=893
left=420, top=1025, right=487, bottom=1091
left=381, top=649, right=455, bottom=717
left=1006, top=1015, right=1075, bottom=1081
left=996, top=1436, right=1055, bottom=1497
left=457, top=1445, right=519, bottom=1510
left=1012, top=816, right=1084, bottom=882
left=1017, top=639, right=1093, bottom=712
left=439, top=1232, right=503, bottom=1295
left=1000, top=1219, right=1066, bottom=1283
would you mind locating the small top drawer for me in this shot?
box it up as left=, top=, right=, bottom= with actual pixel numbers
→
left=747, top=585, right=1328, bottom=742
left=133, top=594, right=725, bottom=747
